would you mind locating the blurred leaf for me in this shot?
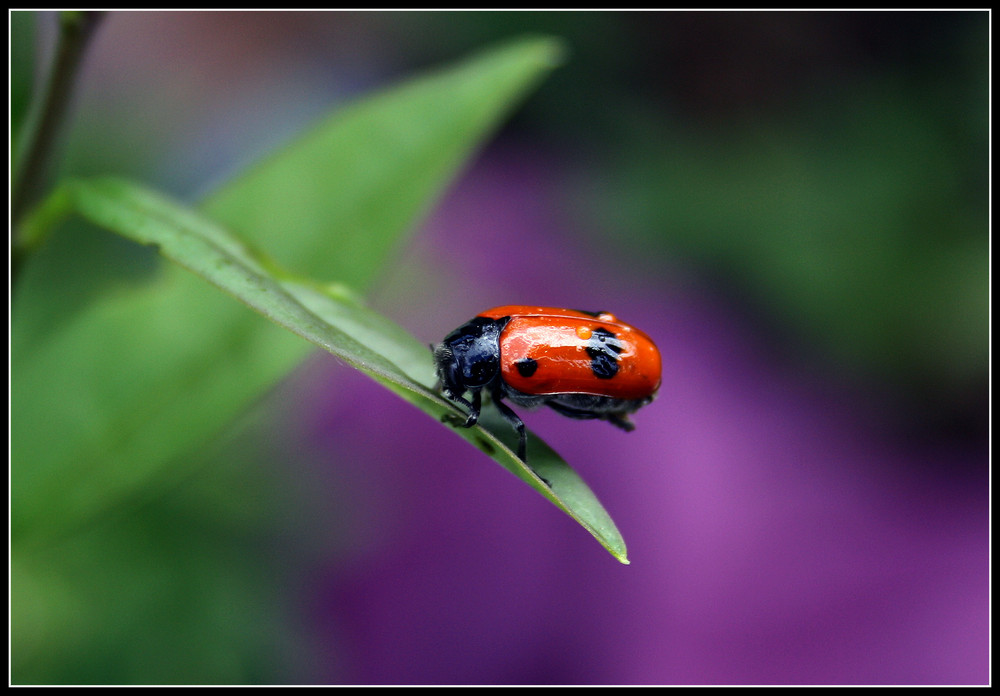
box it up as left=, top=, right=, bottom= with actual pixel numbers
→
left=589, top=78, right=987, bottom=397
left=10, top=11, right=36, bottom=148
left=12, top=492, right=295, bottom=684
left=43, top=177, right=630, bottom=562
left=13, top=36, right=577, bottom=684
left=201, top=35, right=566, bottom=287
left=12, top=36, right=565, bottom=544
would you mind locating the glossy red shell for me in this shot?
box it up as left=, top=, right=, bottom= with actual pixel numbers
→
left=477, top=306, right=662, bottom=400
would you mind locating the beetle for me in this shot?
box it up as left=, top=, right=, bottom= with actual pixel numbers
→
left=433, top=306, right=661, bottom=461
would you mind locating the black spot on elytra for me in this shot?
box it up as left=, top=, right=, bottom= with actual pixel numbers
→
left=585, top=327, right=622, bottom=379
left=515, top=357, right=539, bottom=378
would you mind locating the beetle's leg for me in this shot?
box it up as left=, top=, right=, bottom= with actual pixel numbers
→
left=491, top=390, right=527, bottom=461
left=606, top=413, right=636, bottom=432
left=463, top=389, right=482, bottom=428
left=442, top=389, right=481, bottom=428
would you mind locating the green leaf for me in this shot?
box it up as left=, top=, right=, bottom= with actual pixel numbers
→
left=63, top=177, right=629, bottom=562
left=12, top=37, right=568, bottom=545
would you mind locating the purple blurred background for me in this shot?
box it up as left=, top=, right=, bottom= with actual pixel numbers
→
left=18, top=10, right=987, bottom=685
left=285, top=148, right=987, bottom=684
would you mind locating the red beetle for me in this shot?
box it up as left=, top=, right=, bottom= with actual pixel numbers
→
left=433, top=306, right=661, bottom=461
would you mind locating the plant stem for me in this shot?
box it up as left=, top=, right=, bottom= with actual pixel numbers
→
left=11, top=11, right=104, bottom=239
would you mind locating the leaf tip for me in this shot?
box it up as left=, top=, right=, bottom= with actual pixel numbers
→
left=519, top=34, right=569, bottom=70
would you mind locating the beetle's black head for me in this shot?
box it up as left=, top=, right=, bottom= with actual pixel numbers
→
left=433, top=316, right=507, bottom=398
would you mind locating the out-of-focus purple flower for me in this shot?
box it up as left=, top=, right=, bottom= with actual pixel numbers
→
left=291, top=150, right=988, bottom=685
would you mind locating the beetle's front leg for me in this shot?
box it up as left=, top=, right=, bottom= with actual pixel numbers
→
left=442, top=388, right=481, bottom=429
